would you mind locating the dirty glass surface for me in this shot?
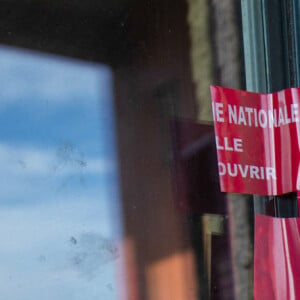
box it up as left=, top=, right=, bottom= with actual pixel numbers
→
left=0, top=47, right=122, bottom=299
left=0, top=1, right=254, bottom=299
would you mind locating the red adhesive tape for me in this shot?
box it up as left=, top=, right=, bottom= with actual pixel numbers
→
left=254, top=213, right=300, bottom=300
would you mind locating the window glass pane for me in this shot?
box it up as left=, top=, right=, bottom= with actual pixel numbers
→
left=0, top=47, right=122, bottom=300
left=0, top=1, right=253, bottom=299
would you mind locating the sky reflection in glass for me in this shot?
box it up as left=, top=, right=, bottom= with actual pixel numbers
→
left=0, top=46, right=121, bottom=300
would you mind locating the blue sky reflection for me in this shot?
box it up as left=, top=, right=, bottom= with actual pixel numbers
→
left=0, top=46, right=122, bottom=299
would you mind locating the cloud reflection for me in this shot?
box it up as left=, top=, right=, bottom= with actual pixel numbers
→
left=0, top=47, right=121, bottom=300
